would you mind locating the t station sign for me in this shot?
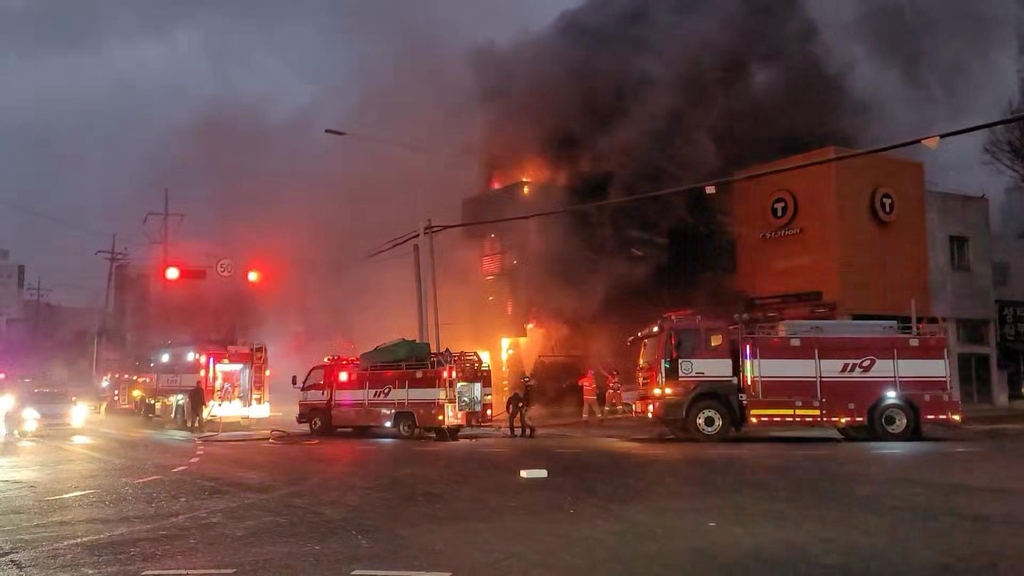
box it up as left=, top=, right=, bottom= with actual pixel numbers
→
left=759, top=189, right=803, bottom=240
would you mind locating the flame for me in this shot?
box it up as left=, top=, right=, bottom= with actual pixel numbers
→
left=488, top=157, right=562, bottom=190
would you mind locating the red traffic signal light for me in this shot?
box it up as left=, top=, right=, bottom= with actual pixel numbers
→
left=162, top=265, right=207, bottom=281
left=164, top=265, right=182, bottom=281
left=246, top=269, right=261, bottom=283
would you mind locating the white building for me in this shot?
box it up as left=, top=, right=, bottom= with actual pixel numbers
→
left=925, top=191, right=1005, bottom=405
left=0, top=249, right=26, bottom=337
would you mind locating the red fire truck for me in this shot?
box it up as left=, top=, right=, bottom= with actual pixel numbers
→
left=293, top=351, right=493, bottom=439
left=632, top=310, right=961, bottom=442
left=106, top=341, right=270, bottom=427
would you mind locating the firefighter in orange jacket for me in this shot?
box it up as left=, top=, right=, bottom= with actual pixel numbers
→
left=579, top=369, right=602, bottom=423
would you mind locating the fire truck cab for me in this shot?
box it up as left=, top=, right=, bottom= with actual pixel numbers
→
left=633, top=310, right=961, bottom=442
left=294, top=351, right=492, bottom=440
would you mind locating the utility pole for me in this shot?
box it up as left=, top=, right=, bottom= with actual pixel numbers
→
left=427, top=219, right=441, bottom=352
left=413, top=241, right=426, bottom=344
left=93, top=234, right=129, bottom=379
left=143, top=188, right=184, bottom=266
left=25, top=276, right=51, bottom=341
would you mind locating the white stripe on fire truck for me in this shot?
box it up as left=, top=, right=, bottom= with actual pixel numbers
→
left=332, top=389, right=448, bottom=401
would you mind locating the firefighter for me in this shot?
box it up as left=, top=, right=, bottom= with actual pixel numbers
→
left=579, top=369, right=602, bottom=423
left=602, top=368, right=621, bottom=414
left=506, top=388, right=525, bottom=438
left=521, top=376, right=537, bottom=438
left=188, top=380, right=206, bottom=432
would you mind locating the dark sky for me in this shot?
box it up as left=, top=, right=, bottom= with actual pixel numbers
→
left=0, top=0, right=1018, bottom=311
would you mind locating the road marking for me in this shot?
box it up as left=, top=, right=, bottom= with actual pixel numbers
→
left=520, top=469, right=548, bottom=478
left=44, top=490, right=98, bottom=500
left=134, top=476, right=163, bottom=484
left=954, top=447, right=983, bottom=452
left=189, top=457, right=201, bottom=463
left=351, top=571, right=451, bottom=576
left=140, top=565, right=237, bottom=569
left=871, top=449, right=903, bottom=454
left=171, top=466, right=188, bottom=472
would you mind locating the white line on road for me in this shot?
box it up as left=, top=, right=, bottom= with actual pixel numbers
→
left=44, top=490, right=98, bottom=500
left=871, top=449, right=904, bottom=454
left=189, top=457, right=200, bottom=463
left=171, top=466, right=188, bottom=472
left=134, top=476, right=163, bottom=484
left=351, top=571, right=451, bottom=576
left=140, top=565, right=237, bottom=569
left=954, top=447, right=984, bottom=452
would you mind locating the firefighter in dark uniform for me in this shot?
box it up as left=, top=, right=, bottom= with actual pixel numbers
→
left=506, top=388, right=525, bottom=438
left=521, top=375, right=537, bottom=438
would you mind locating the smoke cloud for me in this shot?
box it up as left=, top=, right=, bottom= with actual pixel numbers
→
left=470, top=0, right=863, bottom=332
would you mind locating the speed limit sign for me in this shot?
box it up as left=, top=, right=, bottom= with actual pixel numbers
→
left=216, top=258, right=235, bottom=278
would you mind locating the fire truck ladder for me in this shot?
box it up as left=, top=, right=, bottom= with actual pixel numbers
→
left=251, top=343, right=268, bottom=405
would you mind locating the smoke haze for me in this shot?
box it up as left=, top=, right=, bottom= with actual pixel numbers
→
left=0, top=0, right=1019, bottom=387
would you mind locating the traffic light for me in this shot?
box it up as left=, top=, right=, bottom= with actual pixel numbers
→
left=246, top=269, right=261, bottom=283
left=162, top=265, right=207, bottom=281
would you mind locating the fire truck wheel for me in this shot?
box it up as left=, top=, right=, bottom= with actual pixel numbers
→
left=308, top=411, right=332, bottom=436
left=395, top=415, right=417, bottom=439
left=836, top=426, right=872, bottom=441
left=687, top=399, right=732, bottom=442
left=871, top=403, right=916, bottom=442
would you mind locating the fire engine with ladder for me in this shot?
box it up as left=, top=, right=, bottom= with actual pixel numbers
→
left=294, top=350, right=493, bottom=439
left=106, top=341, right=270, bottom=427
left=632, top=308, right=961, bottom=442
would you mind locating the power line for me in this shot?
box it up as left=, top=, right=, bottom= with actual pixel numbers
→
left=367, top=112, right=1024, bottom=259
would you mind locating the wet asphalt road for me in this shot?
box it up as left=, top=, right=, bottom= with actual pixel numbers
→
left=2, top=417, right=1024, bottom=576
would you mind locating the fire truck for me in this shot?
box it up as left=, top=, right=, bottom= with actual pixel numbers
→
left=294, top=351, right=493, bottom=439
left=106, top=341, right=270, bottom=427
left=631, top=310, right=961, bottom=442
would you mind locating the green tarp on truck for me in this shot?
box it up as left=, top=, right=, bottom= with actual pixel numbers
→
left=359, top=339, right=431, bottom=368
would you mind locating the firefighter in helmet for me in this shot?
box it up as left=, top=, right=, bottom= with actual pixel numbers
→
left=521, top=375, right=537, bottom=438
left=506, top=383, right=526, bottom=438
left=579, top=368, right=602, bottom=423
left=602, top=368, right=622, bottom=414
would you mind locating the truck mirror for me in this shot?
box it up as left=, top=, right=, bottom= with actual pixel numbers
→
left=291, top=375, right=298, bottom=388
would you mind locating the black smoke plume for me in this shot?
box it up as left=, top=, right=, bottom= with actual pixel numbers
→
left=471, top=0, right=863, bottom=329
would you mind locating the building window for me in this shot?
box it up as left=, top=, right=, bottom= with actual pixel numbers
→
left=949, top=236, right=971, bottom=272
left=993, top=261, right=1010, bottom=288
left=956, top=319, right=989, bottom=346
